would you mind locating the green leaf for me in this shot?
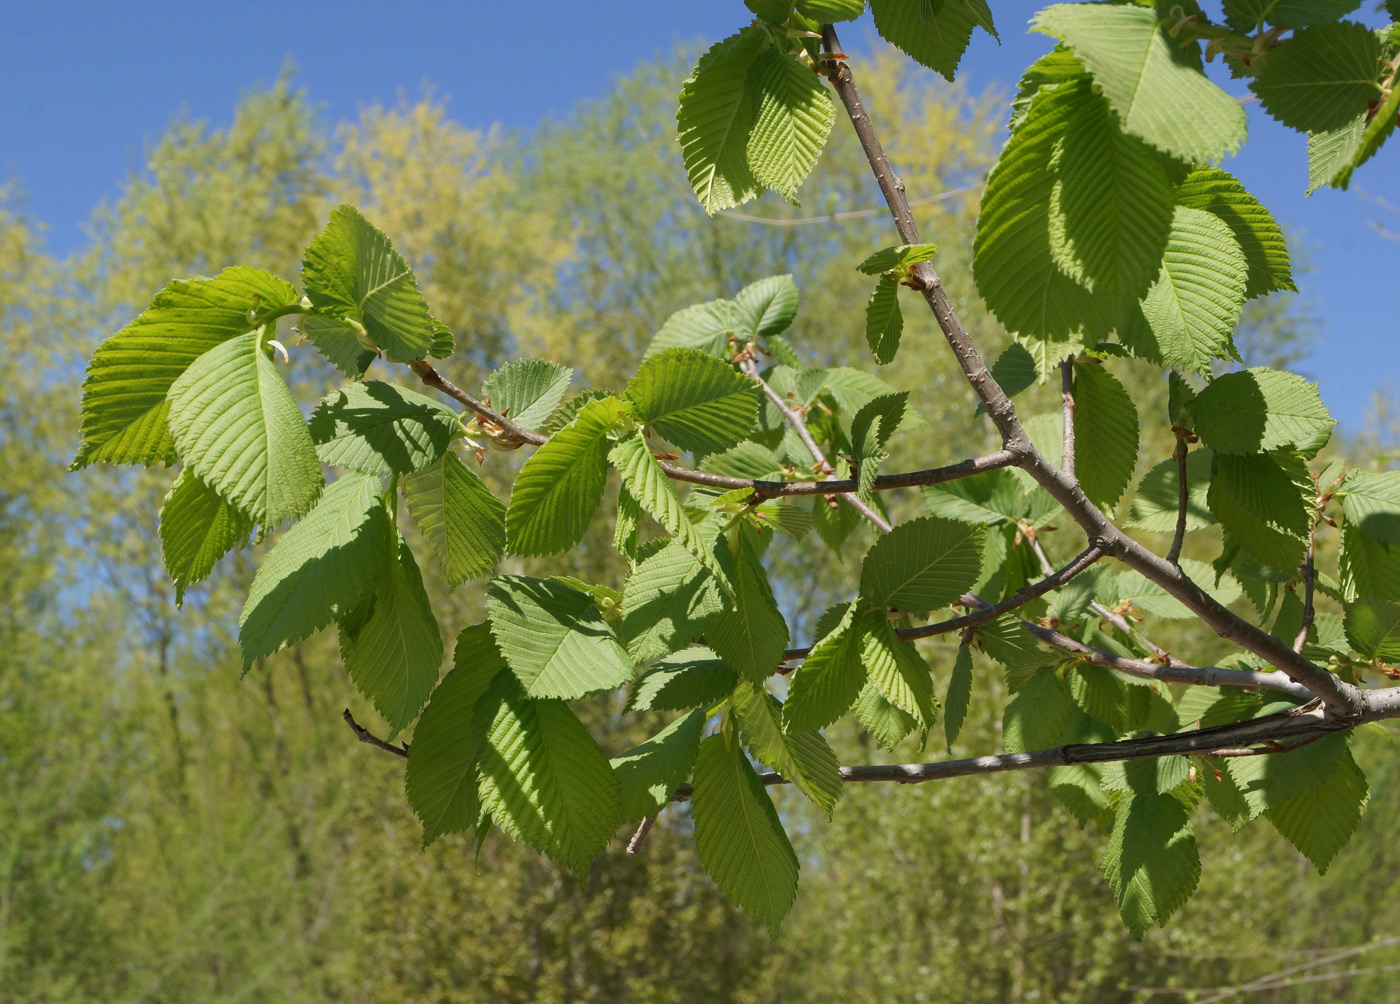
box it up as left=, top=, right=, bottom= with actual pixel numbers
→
left=853, top=683, right=919, bottom=749
left=310, top=380, right=459, bottom=477
left=819, top=368, right=927, bottom=431
left=238, top=474, right=393, bottom=672
left=753, top=500, right=815, bottom=541
left=732, top=681, right=843, bottom=817
left=405, top=625, right=507, bottom=847
left=1074, top=361, right=1140, bottom=511
left=870, top=0, right=998, bottom=81
left=1003, top=667, right=1073, bottom=753
left=298, top=315, right=376, bottom=378
left=691, top=733, right=800, bottom=934
left=166, top=330, right=323, bottom=527
left=850, top=392, right=906, bottom=502
left=974, top=79, right=1115, bottom=350
left=678, top=29, right=766, bottom=213
left=784, top=603, right=867, bottom=733
left=608, top=435, right=732, bottom=591
left=1175, top=167, right=1295, bottom=299
left=1219, top=729, right=1349, bottom=827
left=481, top=359, right=573, bottom=431
left=485, top=575, right=633, bottom=700
left=707, top=532, right=790, bottom=683
left=506, top=395, right=623, bottom=556
left=943, top=645, right=974, bottom=752
left=159, top=470, right=254, bottom=606
left=338, top=535, right=443, bottom=733
left=860, top=515, right=983, bottom=617
left=1190, top=367, right=1334, bottom=457
left=1326, top=79, right=1400, bottom=190
left=626, top=348, right=760, bottom=454
left=1339, top=470, right=1400, bottom=601
left=611, top=708, right=707, bottom=823
left=72, top=267, right=298, bottom=469
left=1209, top=452, right=1310, bottom=571
left=1224, top=0, right=1362, bottom=30
left=1266, top=751, right=1369, bottom=874
left=1307, top=111, right=1369, bottom=193
left=614, top=482, right=643, bottom=559
left=796, top=0, right=865, bottom=20
left=856, top=243, right=939, bottom=275
left=402, top=452, right=505, bottom=586
left=734, top=275, right=801, bottom=340
left=922, top=468, right=1032, bottom=526
left=1033, top=3, right=1246, bottom=163
left=860, top=613, right=936, bottom=729
left=621, top=541, right=726, bottom=664
left=864, top=274, right=904, bottom=365
left=626, top=651, right=738, bottom=712
left=474, top=673, right=622, bottom=878
left=644, top=300, right=739, bottom=359
left=302, top=205, right=442, bottom=362
left=1344, top=596, right=1400, bottom=660
left=1254, top=21, right=1383, bottom=133
left=747, top=0, right=794, bottom=20
left=1102, top=790, right=1201, bottom=939
left=975, top=342, right=1038, bottom=417
left=1049, top=89, right=1174, bottom=313
left=1113, top=558, right=1242, bottom=620
left=746, top=46, right=835, bottom=203
left=1119, top=206, right=1248, bottom=375
left=1126, top=449, right=1217, bottom=533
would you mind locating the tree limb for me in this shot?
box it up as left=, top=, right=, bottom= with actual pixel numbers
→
left=1167, top=436, right=1190, bottom=566
left=1060, top=357, right=1075, bottom=478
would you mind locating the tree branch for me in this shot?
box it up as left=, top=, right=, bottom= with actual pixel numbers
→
left=819, top=24, right=1364, bottom=718
left=343, top=709, right=409, bottom=759
left=1060, top=357, right=1075, bottom=478
left=1167, top=436, right=1190, bottom=566
left=1295, top=533, right=1316, bottom=654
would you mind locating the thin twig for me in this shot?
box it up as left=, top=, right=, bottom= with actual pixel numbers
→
left=1060, top=357, right=1075, bottom=478
left=343, top=709, right=409, bottom=759
left=715, top=182, right=984, bottom=226
left=625, top=815, right=658, bottom=854
left=1167, top=435, right=1190, bottom=566
left=1295, top=533, right=1316, bottom=653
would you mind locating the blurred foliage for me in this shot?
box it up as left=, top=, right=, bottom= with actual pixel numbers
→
left=3, top=46, right=1398, bottom=1004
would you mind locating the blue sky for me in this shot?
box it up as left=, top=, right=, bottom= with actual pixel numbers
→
left=1, top=1, right=1395, bottom=430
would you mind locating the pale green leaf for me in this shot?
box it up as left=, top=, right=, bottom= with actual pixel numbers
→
left=1209, top=452, right=1310, bottom=571
left=73, top=266, right=297, bottom=469
left=853, top=683, right=919, bottom=750
left=734, top=274, right=801, bottom=340
left=1074, top=360, right=1139, bottom=511
left=943, top=645, right=974, bottom=751
left=402, top=452, right=505, bottom=586
left=1003, top=667, right=1073, bottom=753
left=1266, top=751, right=1369, bottom=874
left=486, top=575, right=633, bottom=700
left=732, top=681, right=843, bottom=817
left=1176, top=167, right=1295, bottom=298
left=678, top=29, right=766, bottom=213
left=338, top=535, right=443, bottom=733
left=921, top=468, right=1032, bottom=526
left=481, top=359, right=574, bottom=431
left=621, top=541, right=726, bottom=664
left=1113, top=558, right=1242, bottom=620
left=474, top=673, right=622, bottom=878
left=612, top=709, right=707, bottom=823
left=870, top=0, right=997, bottom=81
left=1307, top=111, right=1369, bottom=193
left=1119, top=206, right=1248, bottom=375
left=1102, top=790, right=1201, bottom=939
left=860, top=613, right=936, bottom=729
left=1190, top=367, right=1335, bottom=457
left=746, top=46, right=835, bottom=203
left=1126, top=450, right=1217, bottom=533
left=796, top=0, right=865, bottom=20
left=626, top=651, right=738, bottom=712
left=691, top=733, right=800, bottom=934
left=405, top=625, right=507, bottom=847
left=860, top=515, right=983, bottom=617
left=784, top=603, right=866, bottom=733
left=302, top=205, right=442, bottom=362
left=1224, top=0, right=1362, bottom=30
left=159, top=470, right=254, bottom=606
left=856, top=243, right=939, bottom=275
left=238, top=474, right=392, bottom=671
left=298, top=314, right=375, bottom=379
left=310, top=380, right=459, bottom=477
left=707, top=532, right=790, bottom=683
left=1033, top=3, right=1247, bottom=163
left=1344, top=596, right=1400, bottom=660
left=865, top=274, right=904, bottom=365
left=167, top=330, right=323, bottom=526
left=1254, top=21, right=1384, bottom=133
left=625, top=348, right=760, bottom=454
left=1326, top=80, right=1400, bottom=190
left=506, top=395, right=623, bottom=556
left=1220, top=729, right=1349, bottom=827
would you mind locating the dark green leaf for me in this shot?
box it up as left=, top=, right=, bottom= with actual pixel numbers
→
left=611, top=709, right=707, bottom=822
left=159, top=470, right=254, bottom=606
left=310, top=380, right=459, bottom=477
left=861, top=515, right=984, bottom=617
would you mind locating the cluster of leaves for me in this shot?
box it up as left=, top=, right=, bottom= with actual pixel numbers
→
left=71, top=0, right=1400, bottom=941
